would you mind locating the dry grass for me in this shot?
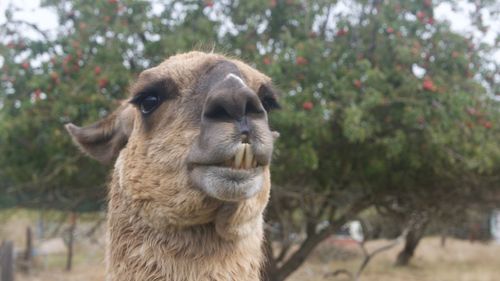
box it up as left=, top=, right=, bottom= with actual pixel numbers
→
left=288, top=237, right=500, bottom=281
left=16, top=265, right=105, bottom=281
left=12, top=237, right=500, bottom=281
left=3, top=210, right=499, bottom=281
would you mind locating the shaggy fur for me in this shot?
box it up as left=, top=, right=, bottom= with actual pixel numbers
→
left=66, top=52, right=279, bottom=281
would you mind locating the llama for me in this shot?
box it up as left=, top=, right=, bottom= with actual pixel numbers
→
left=66, top=51, right=280, bottom=281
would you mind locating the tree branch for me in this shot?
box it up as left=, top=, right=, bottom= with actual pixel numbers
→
left=273, top=201, right=369, bottom=281
left=324, top=228, right=409, bottom=281
left=7, top=20, right=51, bottom=41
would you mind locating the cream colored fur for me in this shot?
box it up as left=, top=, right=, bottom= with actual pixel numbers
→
left=66, top=52, right=278, bottom=281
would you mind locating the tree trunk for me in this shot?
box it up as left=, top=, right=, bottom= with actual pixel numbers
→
left=0, top=240, right=15, bottom=281
left=66, top=212, right=77, bottom=271
left=395, top=220, right=428, bottom=266
left=262, top=219, right=348, bottom=281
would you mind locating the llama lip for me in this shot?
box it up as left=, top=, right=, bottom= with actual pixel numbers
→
left=188, top=143, right=265, bottom=201
left=189, top=165, right=265, bottom=201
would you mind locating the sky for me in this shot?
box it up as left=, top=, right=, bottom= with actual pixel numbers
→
left=0, top=0, right=498, bottom=62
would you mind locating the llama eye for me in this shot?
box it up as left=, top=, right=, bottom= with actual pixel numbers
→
left=140, top=95, right=160, bottom=114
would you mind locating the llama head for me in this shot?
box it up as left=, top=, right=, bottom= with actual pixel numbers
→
left=66, top=52, right=279, bottom=229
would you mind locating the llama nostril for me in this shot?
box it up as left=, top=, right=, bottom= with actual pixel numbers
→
left=241, top=133, right=249, bottom=144
left=204, top=104, right=232, bottom=120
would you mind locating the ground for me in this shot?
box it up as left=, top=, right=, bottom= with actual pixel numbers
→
left=10, top=237, right=500, bottom=281
left=288, top=237, right=500, bottom=281
left=2, top=211, right=499, bottom=281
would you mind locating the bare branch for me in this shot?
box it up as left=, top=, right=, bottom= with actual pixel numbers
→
left=275, top=241, right=292, bottom=264
left=320, top=4, right=333, bottom=39
left=354, top=228, right=408, bottom=280
left=324, top=269, right=353, bottom=279
left=6, top=20, right=51, bottom=41
left=324, top=228, right=408, bottom=281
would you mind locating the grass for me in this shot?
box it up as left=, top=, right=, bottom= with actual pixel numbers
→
left=2, top=210, right=499, bottom=281
left=288, top=237, right=500, bottom=281
left=13, top=237, right=500, bottom=281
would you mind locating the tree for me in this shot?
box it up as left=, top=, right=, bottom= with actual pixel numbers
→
left=1, top=0, right=499, bottom=280
left=0, top=0, right=220, bottom=211
left=238, top=0, right=500, bottom=278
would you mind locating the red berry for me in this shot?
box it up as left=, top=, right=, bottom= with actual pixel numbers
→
left=426, top=17, right=434, bottom=25
left=354, top=79, right=362, bottom=89
left=336, top=29, right=348, bottom=36
left=295, top=56, right=308, bottom=65
left=417, top=11, right=426, bottom=22
left=424, top=0, right=432, bottom=7
left=94, top=66, right=102, bottom=75
left=483, top=121, right=492, bottom=129
left=263, top=57, right=271, bottom=65
left=63, top=55, right=72, bottom=64
left=21, top=62, right=29, bottom=70
left=99, top=78, right=108, bottom=88
left=204, top=0, right=214, bottom=7
left=302, top=101, right=314, bottom=111
left=422, top=78, right=436, bottom=92
left=386, top=27, right=394, bottom=34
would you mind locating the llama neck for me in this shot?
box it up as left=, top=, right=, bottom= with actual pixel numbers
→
left=105, top=191, right=264, bottom=281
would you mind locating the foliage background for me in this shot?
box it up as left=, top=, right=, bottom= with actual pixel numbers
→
left=0, top=0, right=499, bottom=279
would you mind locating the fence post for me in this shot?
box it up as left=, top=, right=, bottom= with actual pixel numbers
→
left=0, top=240, right=15, bottom=281
left=20, top=227, right=33, bottom=273
left=66, top=212, right=77, bottom=271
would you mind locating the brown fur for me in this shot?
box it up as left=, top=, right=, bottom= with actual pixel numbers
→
left=66, top=52, right=279, bottom=281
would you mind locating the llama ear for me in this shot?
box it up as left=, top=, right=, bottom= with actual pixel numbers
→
left=257, top=83, right=281, bottom=112
left=65, top=103, right=135, bottom=164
